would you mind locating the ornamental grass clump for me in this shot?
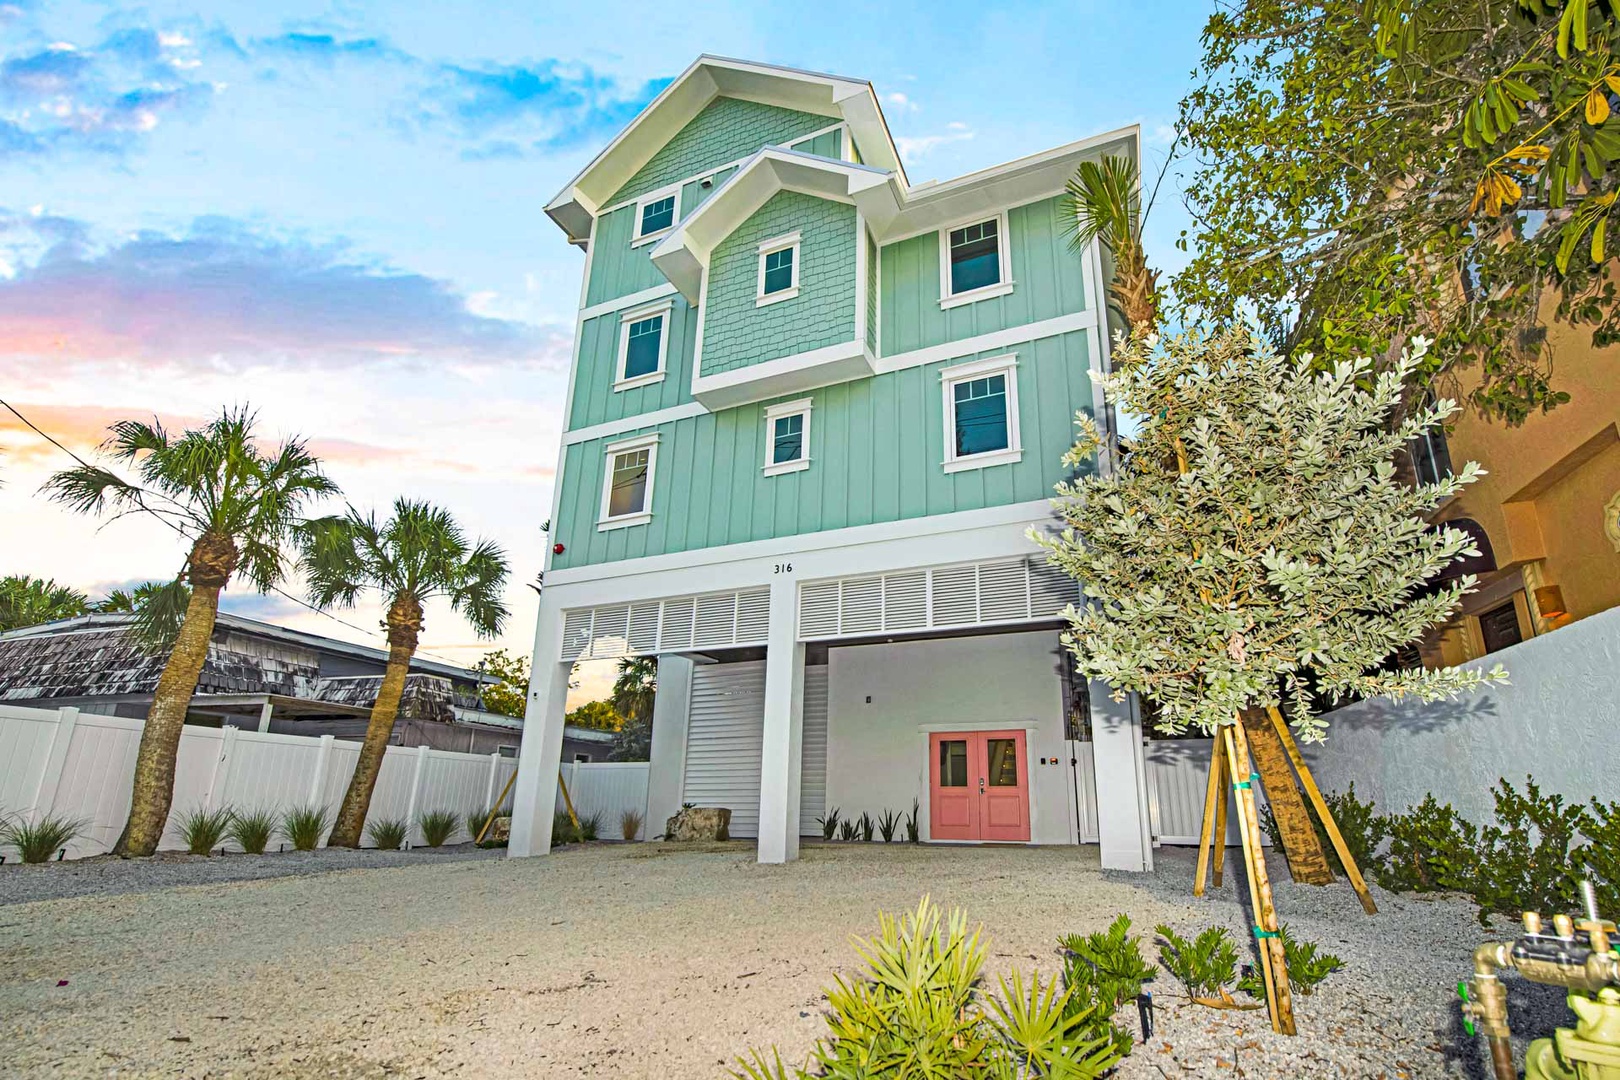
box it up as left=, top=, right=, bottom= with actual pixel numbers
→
left=367, top=817, right=408, bottom=851
left=227, top=808, right=277, bottom=855
left=620, top=807, right=643, bottom=841
left=175, top=805, right=233, bottom=855
left=2, top=813, right=84, bottom=863
left=416, top=809, right=459, bottom=847
left=731, top=897, right=1123, bottom=1079
left=281, top=805, right=330, bottom=851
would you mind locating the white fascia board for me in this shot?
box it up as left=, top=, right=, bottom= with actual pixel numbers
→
left=691, top=339, right=871, bottom=411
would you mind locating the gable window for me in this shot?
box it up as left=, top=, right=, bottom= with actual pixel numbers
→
left=756, top=232, right=802, bottom=306
left=939, top=212, right=1014, bottom=309
left=940, top=354, right=1021, bottom=473
left=614, top=299, right=673, bottom=391
left=632, top=186, right=680, bottom=245
left=762, top=398, right=812, bottom=476
left=599, top=433, right=658, bottom=530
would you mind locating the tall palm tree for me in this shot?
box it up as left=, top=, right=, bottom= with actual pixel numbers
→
left=0, top=575, right=89, bottom=632
left=299, top=498, right=509, bottom=848
left=1062, top=155, right=1159, bottom=335
left=609, top=656, right=657, bottom=762
left=42, top=409, right=337, bottom=856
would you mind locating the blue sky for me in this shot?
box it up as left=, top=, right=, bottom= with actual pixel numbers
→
left=0, top=0, right=1204, bottom=695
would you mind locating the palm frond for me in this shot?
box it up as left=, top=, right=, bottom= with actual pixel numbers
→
left=451, top=537, right=511, bottom=638
left=102, top=418, right=168, bottom=461
left=1061, top=156, right=1141, bottom=255
left=39, top=464, right=149, bottom=516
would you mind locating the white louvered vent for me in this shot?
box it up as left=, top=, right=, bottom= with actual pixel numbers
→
left=1029, top=560, right=1080, bottom=616
left=735, top=589, right=770, bottom=642
left=589, top=605, right=630, bottom=657
left=930, top=565, right=978, bottom=627
left=796, top=557, right=1078, bottom=641
left=694, top=593, right=738, bottom=649
left=839, top=577, right=884, bottom=635
left=977, top=561, right=1029, bottom=623
left=883, top=571, right=927, bottom=630
left=560, top=588, right=772, bottom=661
left=660, top=597, right=696, bottom=650
left=628, top=603, right=660, bottom=653
left=561, top=610, right=595, bottom=661
left=798, top=581, right=840, bottom=639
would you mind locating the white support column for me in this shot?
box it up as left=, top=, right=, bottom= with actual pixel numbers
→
left=756, top=577, right=805, bottom=864
left=507, top=595, right=571, bottom=858
left=644, top=653, right=695, bottom=840
left=1090, top=682, right=1154, bottom=872
left=256, top=699, right=274, bottom=733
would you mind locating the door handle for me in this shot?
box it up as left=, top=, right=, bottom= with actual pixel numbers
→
left=978, top=778, right=985, bottom=792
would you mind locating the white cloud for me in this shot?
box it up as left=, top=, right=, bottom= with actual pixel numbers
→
left=893, top=121, right=974, bottom=163
left=883, top=91, right=918, bottom=114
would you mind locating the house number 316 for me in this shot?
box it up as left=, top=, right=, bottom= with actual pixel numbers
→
left=774, top=562, right=793, bottom=574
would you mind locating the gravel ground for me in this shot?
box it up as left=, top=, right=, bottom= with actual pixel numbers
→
left=0, top=841, right=1568, bottom=1079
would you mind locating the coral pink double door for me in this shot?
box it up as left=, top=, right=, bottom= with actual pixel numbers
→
left=928, top=730, right=1030, bottom=842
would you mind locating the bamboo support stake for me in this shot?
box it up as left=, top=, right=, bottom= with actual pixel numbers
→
left=1266, top=706, right=1378, bottom=915
left=474, top=770, right=519, bottom=845
left=1193, top=736, right=1223, bottom=896
left=558, top=770, right=581, bottom=831
left=1212, top=740, right=1229, bottom=888
left=1225, top=722, right=1297, bottom=1036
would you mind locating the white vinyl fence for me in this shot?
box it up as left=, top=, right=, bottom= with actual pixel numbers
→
left=556, top=761, right=651, bottom=837
left=1146, top=738, right=1270, bottom=847
left=0, top=703, right=520, bottom=858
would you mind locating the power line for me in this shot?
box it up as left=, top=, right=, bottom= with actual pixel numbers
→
left=1, top=398, right=477, bottom=670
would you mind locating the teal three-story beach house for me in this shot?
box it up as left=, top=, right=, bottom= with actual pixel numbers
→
left=508, top=56, right=1156, bottom=871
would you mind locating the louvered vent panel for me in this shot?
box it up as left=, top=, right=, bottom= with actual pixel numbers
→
left=588, top=605, right=630, bottom=657
left=883, top=571, right=927, bottom=630
left=560, top=610, right=594, bottom=661
left=735, top=589, right=770, bottom=643
left=627, top=603, right=661, bottom=653
left=693, top=593, right=739, bottom=649
left=660, top=597, right=696, bottom=650
left=798, top=581, right=840, bottom=639
left=839, top=577, right=884, bottom=635
left=930, top=565, right=978, bottom=627
left=977, top=562, right=1030, bottom=623
left=1029, top=561, right=1079, bottom=616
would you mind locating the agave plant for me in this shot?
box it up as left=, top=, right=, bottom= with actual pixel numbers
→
left=175, top=805, right=233, bottom=855
left=858, top=811, right=875, bottom=842
left=877, top=809, right=901, bottom=843
left=817, top=807, right=841, bottom=842
left=905, top=798, right=920, bottom=843
left=837, top=818, right=858, bottom=842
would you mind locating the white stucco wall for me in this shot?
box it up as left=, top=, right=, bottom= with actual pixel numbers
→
left=1303, top=604, right=1620, bottom=824
left=824, top=629, right=1076, bottom=844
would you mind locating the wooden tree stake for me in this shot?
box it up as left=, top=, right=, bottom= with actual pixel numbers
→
left=475, top=769, right=519, bottom=845
left=1266, top=707, right=1378, bottom=915
left=1224, top=722, right=1296, bottom=1036
left=1212, top=743, right=1229, bottom=888
left=1193, top=736, right=1223, bottom=896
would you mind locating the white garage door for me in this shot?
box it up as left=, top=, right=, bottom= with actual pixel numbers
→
left=683, top=660, right=829, bottom=839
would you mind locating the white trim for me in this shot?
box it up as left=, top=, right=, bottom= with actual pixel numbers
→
left=939, top=210, right=1012, bottom=307
left=691, top=338, right=869, bottom=410
left=579, top=282, right=679, bottom=324
left=598, top=433, right=660, bottom=530
left=871, top=309, right=1096, bottom=375
left=941, top=353, right=1022, bottom=474
left=855, top=210, right=870, bottom=355
left=563, top=402, right=708, bottom=447
left=558, top=215, right=599, bottom=437
left=916, top=721, right=1040, bottom=733
left=762, top=398, right=813, bottom=476
left=614, top=298, right=675, bottom=391
left=632, top=183, right=683, bottom=245
left=756, top=230, right=802, bottom=306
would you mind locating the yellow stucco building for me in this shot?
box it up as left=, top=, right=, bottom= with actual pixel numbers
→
left=1423, top=319, right=1620, bottom=666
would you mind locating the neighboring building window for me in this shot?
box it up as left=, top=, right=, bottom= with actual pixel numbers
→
left=615, top=299, right=673, bottom=390
left=762, top=398, right=812, bottom=476
left=941, top=354, right=1022, bottom=473
left=756, top=231, right=802, bottom=306
left=599, top=433, right=658, bottom=529
left=573, top=753, right=592, bottom=764
left=1478, top=599, right=1525, bottom=654
left=633, top=186, right=680, bottom=244
left=939, top=212, right=1013, bottom=308
left=497, top=744, right=518, bottom=758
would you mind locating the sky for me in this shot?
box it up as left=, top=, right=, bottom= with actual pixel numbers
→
left=0, top=0, right=1206, bottom=706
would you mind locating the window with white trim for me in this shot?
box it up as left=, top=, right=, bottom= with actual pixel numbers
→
left=599, top=433, right=658, bottom=529
left=762, top=398, right=812, bottom=476
left=941, top=355, right=1021, bottom=473
left=756, top=231, right=801, bottom=306
left=633, top=186, right=680, bottom=244
left=939, top=211, right=1013, bottom=308
left=614, top=299, right=673, bottom=391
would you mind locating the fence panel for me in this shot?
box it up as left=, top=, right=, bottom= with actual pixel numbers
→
left=1145, top=738, right=1267, bottom=847
left=558, top=762, right=649, bottom=837
left=0, top=705, right=61, bottom=823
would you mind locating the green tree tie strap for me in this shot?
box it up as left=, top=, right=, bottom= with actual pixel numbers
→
left=1253, top=928, right=1279, bottom=939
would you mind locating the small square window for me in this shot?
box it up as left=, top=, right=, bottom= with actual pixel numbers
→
left=639, top=195, right=675, bottom=237
left=599, top=434, right=659, bottom=528
left=772, top=413, right=804, bottom=464
left=763, top=247, right=795, bottom=294
left=941, top=356, right=1021, bottom=473
left=949, top=219, right=1001, bottom=295
left=762, top=399, right=812, bottom=476
left=756, top=232, right=801, bottom=306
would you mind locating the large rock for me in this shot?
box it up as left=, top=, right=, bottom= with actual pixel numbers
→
left=664, top=807, right=731, bottom=842
left=487, top=816, right=511, bottom=844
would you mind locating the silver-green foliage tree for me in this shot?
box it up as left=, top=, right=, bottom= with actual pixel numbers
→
left=1035, top=328, right=1507, bottom=743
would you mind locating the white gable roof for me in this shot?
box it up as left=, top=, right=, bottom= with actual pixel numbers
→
left=544, top=55, right=906, bottom=244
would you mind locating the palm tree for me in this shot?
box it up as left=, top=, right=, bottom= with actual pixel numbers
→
left=0, top=575, right=89, bottom=632
left=299, top=498, right=509, bottom=848
left=42, top=408, right=337, bottom=856
left=609, top=657, right=657, bottom=761
left=1062, top=155, right=1159, bottom=335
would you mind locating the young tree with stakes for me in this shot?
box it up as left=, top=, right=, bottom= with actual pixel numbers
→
left=299, top=498, right=509, bottom=848
left=43, top=409, right=338, bottom=856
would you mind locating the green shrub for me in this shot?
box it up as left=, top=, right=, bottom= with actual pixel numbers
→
left=877, top=809, right=901, bottom=843
left=2, top=812, right=84, bottom=863
left=1473, top=778, right=1586, bottom=924
left=552, top=813, right=580, bottom=846
left=906, top=798, right=920, bottom=843
left=1155, top=925, right=1239, bottom=1002
left=417, top=809, right=459, bottom=848
left=1377, top=794, right=1481, bottom=895
left=1059, top=914, right=1156, bottom=1056
left=281, top=805, right=330, bottom=851
left=621, top=808, right=644, bottom=841
left=1236, top=924, right=1344, bottom=997
left=818, top=807, right=841, bottom=841
left=1584, top=797, right=1620, bottom=916
left=730, top=897, right=1122, bottom=1080
left=857, top=811, right=875, bottom=842
left=1257, top=782, right=1386, bottom=878
left=175, top=805, right=233, bottom=855
left=578, top=812, right=600, bottom=842
left=838, top=818, right=858, bottom=842
left=227, top=808, right=277, bottom=855
left=367, top=817, right=409, bottom=851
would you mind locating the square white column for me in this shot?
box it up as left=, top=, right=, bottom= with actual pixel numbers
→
left=507, top=598, right=571, bottom=858
left=1090, top=681, right=1154, bottom=872
left=644, top=653, right=695, bottom=840
left=756, top=577, right=804, bottom=864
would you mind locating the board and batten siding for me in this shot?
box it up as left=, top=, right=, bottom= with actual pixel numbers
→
left=553, top=329, right=1096, bottom=569
left=880, top=195, right=1090, bottom=354
left=680, top=660, right=828, bottom=838
left=699, top=189, right=858, bottom=377
left=570, top=297, right=700, bottom=429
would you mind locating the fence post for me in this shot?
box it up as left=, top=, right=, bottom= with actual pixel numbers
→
left=29, top=706, right=80, bottom=824
left=485, top=751, right=500, bottom=811
left=402, top=744, right=429, bottom=848
left=308, top=734, right=334, bottom=807
left=205, top=726, right=240, bottom=812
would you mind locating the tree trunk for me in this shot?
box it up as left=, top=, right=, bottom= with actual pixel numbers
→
left=114, top=533, right=237, bottom=857
left=1241, top=708, right=1334, bottom=886
left=328, top=593, right=421, bottom=848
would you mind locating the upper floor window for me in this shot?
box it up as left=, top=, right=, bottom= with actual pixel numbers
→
left=941, top=354, right=1022, bottom=473
left=615, top=299, right=673, bottom=391
left=756, top=232, right=802, bottom=306
left=762, top=398, right=812, bottom=476
left=939, top=212, right=1014, bottom=309
left=599, top=433, right=658, bottom=530
left=633, top=186, right=680, bottom=245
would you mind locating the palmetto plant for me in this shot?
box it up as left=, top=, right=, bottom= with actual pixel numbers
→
left=175, top=805, right=233, bottom=855
left=1061, top=155, right=1158, bottom=335
left=298, top=498, right=509, bottom=847
left=42, top=409, right=337, bottom=857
